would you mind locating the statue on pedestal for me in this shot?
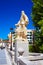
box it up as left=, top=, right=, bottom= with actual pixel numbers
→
left=15, top=11, right=29, bottom=61
left=15, top=11, right=29, bottom=41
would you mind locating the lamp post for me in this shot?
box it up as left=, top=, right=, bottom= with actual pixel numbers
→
left=10, top=28, right=13, bottom=51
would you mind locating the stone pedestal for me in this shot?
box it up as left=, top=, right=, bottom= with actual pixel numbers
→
left=15, top=39, right=29, bottom=62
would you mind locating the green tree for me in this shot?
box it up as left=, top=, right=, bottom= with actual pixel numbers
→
left=31, top=0, right=43, bottom=53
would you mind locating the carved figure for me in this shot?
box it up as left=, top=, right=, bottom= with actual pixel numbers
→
left=15, top=11, right=29, bottom=41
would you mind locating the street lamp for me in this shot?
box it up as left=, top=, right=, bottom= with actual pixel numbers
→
left=10, top=28, right=13, bottom=51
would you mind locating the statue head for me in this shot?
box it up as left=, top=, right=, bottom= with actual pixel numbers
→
left=21, top=11, right=25, bottom=16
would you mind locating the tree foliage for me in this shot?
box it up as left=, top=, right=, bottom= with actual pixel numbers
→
left=31, top=0, right=43, bottom=53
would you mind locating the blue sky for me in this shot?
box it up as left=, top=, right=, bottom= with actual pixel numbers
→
left=0, top=0, right=35, bottom=39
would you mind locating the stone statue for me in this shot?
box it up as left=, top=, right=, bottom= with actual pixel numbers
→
left=15, top=11, right=29, bottom=41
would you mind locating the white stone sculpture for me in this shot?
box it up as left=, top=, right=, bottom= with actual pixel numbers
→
left=15, top=11, right=29, bottom=63
left=15, top=11, right=29, bottom=41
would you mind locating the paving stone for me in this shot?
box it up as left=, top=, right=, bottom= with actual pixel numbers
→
left=0, top=49, right=12, bottom=65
